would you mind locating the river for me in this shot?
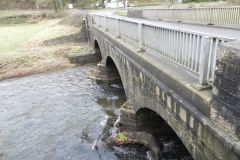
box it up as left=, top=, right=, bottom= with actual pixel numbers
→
left=0, top=65, right=192, bottom=160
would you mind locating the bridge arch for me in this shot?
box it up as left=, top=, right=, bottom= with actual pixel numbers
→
left=94, top=40, right=102, bottom=60
left=136, top=108, right=192, bottom=158
left=106, top=56, right=117, bottom=67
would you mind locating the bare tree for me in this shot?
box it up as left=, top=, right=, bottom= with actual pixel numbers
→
left=36, top=0, right=65, bottom=12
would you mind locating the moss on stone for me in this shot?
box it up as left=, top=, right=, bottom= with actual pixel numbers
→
left=117, top=132, right=128, bottom=143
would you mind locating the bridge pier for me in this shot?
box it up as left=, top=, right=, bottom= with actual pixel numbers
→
left=118, top=102, right=138, bottom=129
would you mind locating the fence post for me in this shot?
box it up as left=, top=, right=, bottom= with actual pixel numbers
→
left=116, top=19, right=120, bottom=38
left=137, top=22, right=144, bottom=52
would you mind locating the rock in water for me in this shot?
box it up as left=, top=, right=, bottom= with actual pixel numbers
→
left=106, top=130, right=161, bottom=158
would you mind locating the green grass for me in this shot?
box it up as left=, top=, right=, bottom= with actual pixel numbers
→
left=183, top=0, right=218, bottom=2
left=0, top=21, right=51, bottom=54
left=0, top=11, right=86, bottom=80
left=0, top=10, right=40, bottom=18
left=0, top=10, right=55, bottom=55
left=229, top=0, right=240, bottom=5
left=114, top=11, right=127, bottom=16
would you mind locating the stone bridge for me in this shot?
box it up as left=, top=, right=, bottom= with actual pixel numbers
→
left=85, top=12, right=240, bottom=160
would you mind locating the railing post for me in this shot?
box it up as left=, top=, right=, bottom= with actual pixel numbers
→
left=209, top=8, right=213, bottom=25
left=116, top=19, right=120, bottom=38
left=192, top=36, right=212, bottom=90
left=137, top=22, right=144, bottom=52
left=199, top=36, right=211, bottom=85
left=98, top=16, right=101, bottom=27
left=105, top=16, right=108, bottom=31
left=92, top=16, right=94, bottom=25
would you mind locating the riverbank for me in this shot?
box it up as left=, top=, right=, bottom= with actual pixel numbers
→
left=0, top=10, right=92, bottom=81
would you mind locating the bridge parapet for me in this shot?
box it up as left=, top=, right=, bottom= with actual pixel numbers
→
left=128, top=7, right=240, bottom=28
left=91, top=13, right=234, bottom=88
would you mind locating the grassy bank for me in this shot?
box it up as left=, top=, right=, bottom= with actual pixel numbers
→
left=229, top=0, right=240, bottom=5
left=0, top=10, right=91, bottom=81
left=0, top=10, right=43, bottom=18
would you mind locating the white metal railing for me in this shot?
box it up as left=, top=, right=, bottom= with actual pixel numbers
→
left=140, top=7, right=240, bottom=26
left=119, top=20, right=139, bottom=41
left=91, top=14, right=234, bottom=85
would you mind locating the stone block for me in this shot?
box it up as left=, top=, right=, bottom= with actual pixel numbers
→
left=214, top=73, right=239, bottom=96
left=224, top=63, right=240, bottom=81
left=211, top=98, right=239, bottom=133
left=179, top=107, right=187, bottom=123
left=217, top=41, right=240, bottom=66
left=214, top=88, right=240, bottom=112
left=189, top=116, right=194, bottom=129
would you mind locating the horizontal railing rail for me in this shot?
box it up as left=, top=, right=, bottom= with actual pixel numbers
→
left=131, top=7, right=240, bottom=26
left=91, top=13, right=234, bottom=86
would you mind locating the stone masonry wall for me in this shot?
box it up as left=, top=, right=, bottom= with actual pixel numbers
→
left=127, top=9, right=143, bottom=18
left=211, top=41, right=240, bottom=139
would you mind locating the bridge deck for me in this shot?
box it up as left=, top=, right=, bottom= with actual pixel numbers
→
left=144, top=20, right=240, bottom=40
left=101, top=12, right=240, bottom=40
left=93, top=12, right=240, bottom=85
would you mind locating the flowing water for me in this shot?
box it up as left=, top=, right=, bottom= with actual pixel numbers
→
left=0, top=65, right=192, bottom=160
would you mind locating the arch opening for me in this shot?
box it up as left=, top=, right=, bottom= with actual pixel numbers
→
left=105, top=56, right=122, bottom=85
left=136, top=108, right=193, bottom=159
left=94, top=40, right=102, bottom=60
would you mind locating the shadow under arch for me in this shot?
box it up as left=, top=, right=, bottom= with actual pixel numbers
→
left=136, top=108, right=193, bottom=159
left=104, top=56, right=128, bottom=95
left=94, top=40, right=102, bottom=60
left=106, top=56, right=122, bottom=82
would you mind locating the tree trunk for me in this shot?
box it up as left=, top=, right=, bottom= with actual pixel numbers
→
left=58, top=0, right=64, bottom=12
left=53, top=0, right=58, bottom=12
